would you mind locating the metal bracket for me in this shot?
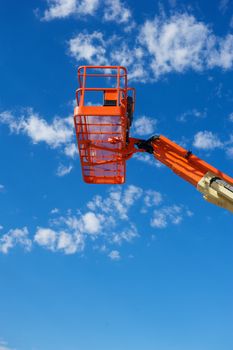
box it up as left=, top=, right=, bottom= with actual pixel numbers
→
left=135, top=135, right=160, bottom=154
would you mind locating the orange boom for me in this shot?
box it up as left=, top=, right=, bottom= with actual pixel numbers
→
left=74, top=66, right=233, bottom=213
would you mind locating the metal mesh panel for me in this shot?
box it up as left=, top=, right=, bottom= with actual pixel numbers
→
left=75, top=114, right=126, bottom=184
left=74, top=66, right=134, bottom=184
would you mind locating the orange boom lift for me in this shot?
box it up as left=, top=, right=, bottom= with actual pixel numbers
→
left=74, top=66, right=233, bottom=213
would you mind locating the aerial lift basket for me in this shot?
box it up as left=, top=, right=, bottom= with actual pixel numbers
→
left=74, top=65, right=233, bottom=213
left=74, top=66, right=135, bottom=184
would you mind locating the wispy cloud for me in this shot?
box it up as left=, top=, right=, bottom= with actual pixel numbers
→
left=103, top=0, right=132, bottom=24
left=133, top=116, right=157, bottom=136
left=133, top=153, right=163, bottom=168
left=192, top=130, right=233, bottom=158
left=0, top=186, right=192, bottom=256
left=41, top=0, right=131, bottom=25
left=69, top=31, right=108, bottom=65
left=42, top=0, right=99, bottom=20
left=42, top=0, right=77, bottom=20
left=51, top=208, right=60, bottom=214
left=139, top=13, right=233, bottom=75
left=193, top=131, right=223, bottom=150
left=0, top=109, right=75, bottom=157
left=177, top=109, right=207, bottom=122
left=43, top=183, right=190, bottom=255
left=34, top=227, right=84, bottom=254
left=143, top=190, right=163, bottom=208
left=56, top=163, right=73, bottom=176
left=0, top=106, right=162, bottom=170
left=108, top=249, right=121, bottom=260
left=63, top=143, right=78, bottom=158
left=0, top=227, right=32, bottom=254
left=151, top=205, right=185, bottom=228
left=68, top=13, right=233, bottom=81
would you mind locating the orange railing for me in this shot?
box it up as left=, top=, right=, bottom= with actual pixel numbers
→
left=74, top=66, right=135, bottom=184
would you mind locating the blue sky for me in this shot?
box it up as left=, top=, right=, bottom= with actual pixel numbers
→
left=0, top=0, right=233, bottom=349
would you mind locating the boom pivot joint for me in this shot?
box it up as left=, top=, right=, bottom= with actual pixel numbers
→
left=135, top=135, right=160, bottom=154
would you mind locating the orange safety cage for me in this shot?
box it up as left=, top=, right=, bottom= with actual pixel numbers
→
left=74, top=66, right=135, bottom=184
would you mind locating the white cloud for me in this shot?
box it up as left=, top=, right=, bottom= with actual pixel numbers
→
left=111, top=224, right=138, bottom=245
left=151, top=210, right=167, bottom=228
left=133, top=153, right=163, bottom=167
left=207, top=34, right=233, bottom=70
left=144, top=190, right=163, bottom=207
left=123, top=185, right=143, bottom=206
left=87, top=185, right=143, bottom=220
left=104, top=0, right=131, bottom=24
left=177, top=109, right=207, bottom=122
left=68, top=33, right=147, bottom=82
left=0, top=110, right=73, bottom=148
left=140, top=13, right=232, bottom=75
left=0, top=227, right=32, bottom=254
left=108, top=249, right=121, bottom=260
left=109, top=44, right=138, bottom=69
left=56, top=163, right=73, bottom=176
left=193, top=131, right=223, bottom=150
left=68, top=13, right=233, bottom=81
left=151, top=205, right=184, bottom=228
left=139, top=13, right=210, bottom=77
left=37, top=185, right=169, bottom=255
left=109, top=44, right=145, bottom=81
left=0, top=109, right=75, bottom=156
left=69, top=31, right=107, bottom=65
left=34, top=227, right=84, bottom=254
left=192, top=130, right=233, bottom=158
left=23, top=115, right=73, bottom=147
left=34, top=212, right=102, bottom=254
left=42, top=0, right=99, bottom=20
left=34, top=228, right=56, bottom=249
left=85, top=185, right=189, bottom=244
left=51, top=208, right=59, bottom=214
left=43, top=0, right=76, bottom=20
left=42, top=0, right=131, bottom=25
left=0, top=186, right=192, bottom=256
left=64, top=143, right=78, bottom=158
left=133, top=116, right=157, bottom=136
left=81, top=212, right=102, bottom=234
left=77, top=0, right=99, bottom=15
left=56, top=231, right=83, bottom=254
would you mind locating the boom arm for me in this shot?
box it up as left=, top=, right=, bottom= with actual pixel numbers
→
left=135, top=135, right=233, bottom=213
left=74, top=65, right=233, bottom=214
